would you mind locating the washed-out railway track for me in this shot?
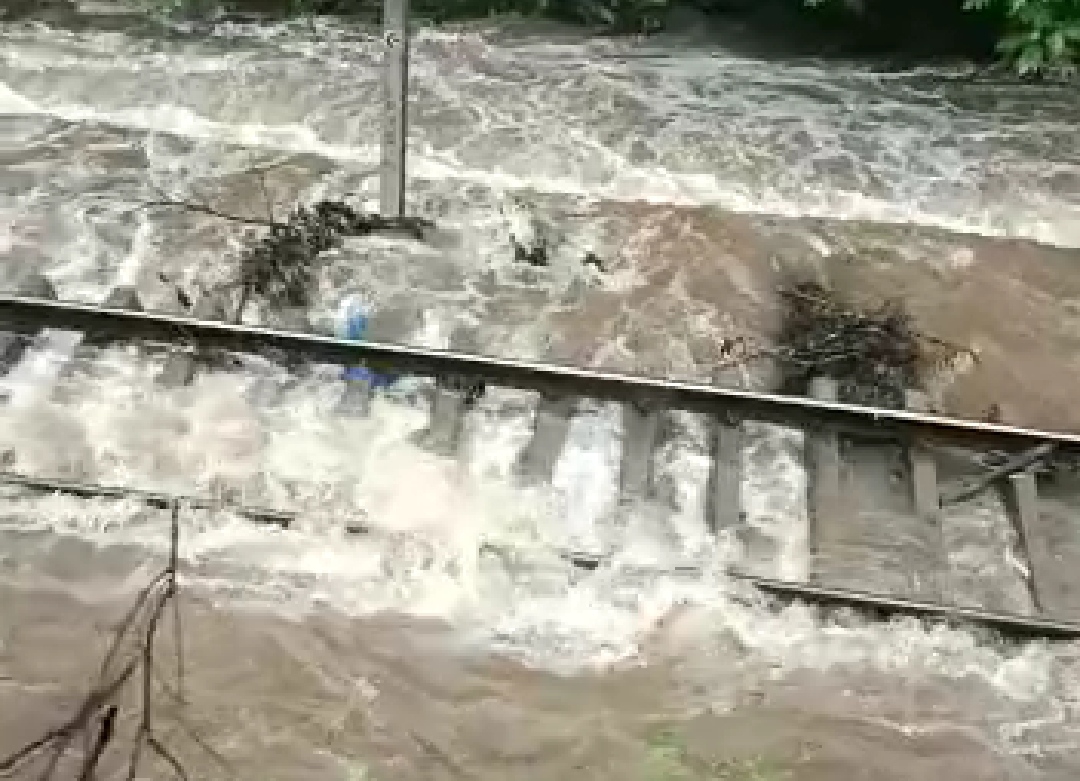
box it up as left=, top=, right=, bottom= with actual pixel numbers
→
left=1, top=289, right=1079, bottom=641
left=2, top=1, right=1078, bottom=643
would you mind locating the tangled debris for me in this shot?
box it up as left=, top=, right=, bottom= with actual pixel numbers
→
left=148, top=195, right=432, bottom=321
left=773, top=282, right=923, bottom=408
left=235, top=200, right=432, bottom=318
left=512, top=235, right=551, bottom=267
left=511, top=236, right=609, bottom=272
left=504, top=199, right=608, bottom=273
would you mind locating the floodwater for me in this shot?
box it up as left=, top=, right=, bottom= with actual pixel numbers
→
left=1, top=4, right=1079, bottom=779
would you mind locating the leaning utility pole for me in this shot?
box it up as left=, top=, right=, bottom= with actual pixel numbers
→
left=380, top=0, right=410, bottom=219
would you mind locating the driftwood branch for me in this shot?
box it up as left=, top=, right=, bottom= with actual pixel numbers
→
left=773, top=282, right=981, bottom=410
left=74, top=707, right=116, bottom=781
left=941, top=443, right=1056, bottom=506
left=0, top=502, right=215, bottom=781
left=140, top=199, right=289, bottom=229
left=777, top=285, right=978, bottom=364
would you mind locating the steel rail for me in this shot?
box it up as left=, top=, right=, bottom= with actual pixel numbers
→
left=4, top=469, right=1078, bottom=639
left=552, top=550, right=1080, bottom=640
left=735, top=574, right=1080, bottom=640
left=0, top=472, right=296, bottom=528
left=2, top=294, right=1079, bottom=453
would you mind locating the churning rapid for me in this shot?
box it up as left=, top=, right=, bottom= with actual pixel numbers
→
left=1, top=5, right=1080, bottom=780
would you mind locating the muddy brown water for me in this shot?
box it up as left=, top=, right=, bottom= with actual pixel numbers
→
left=0, top=578, right=1065, bottom=781
left=2, top=5, right=1080, bottom=780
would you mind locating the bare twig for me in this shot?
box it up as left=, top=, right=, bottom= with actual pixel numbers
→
left=96, top=571, right=171, bottom=684
left=75, top=707, right=116, bottom=781
left=140, top=200, right=289, bottom=229
left=149, top=736, right=191, bottom=781
left=0, top=654, right=141, bottom=776
left=941, top=443, right=1056, bottom=506
left=0, top=503, right=212, bottom=781
left=777, top=284, right=977, bottom=364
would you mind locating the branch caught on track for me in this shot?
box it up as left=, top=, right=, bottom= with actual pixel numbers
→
left=772, top=281, right=974, bottom=409
left=140, top=186, right=435, bottom=326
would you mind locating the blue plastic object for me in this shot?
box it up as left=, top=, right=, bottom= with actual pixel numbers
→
left=342, top=365, right=398, bottom=387
left=338, top=300, right=398, bottom=387
left=344, top=310, right=369, bottom=341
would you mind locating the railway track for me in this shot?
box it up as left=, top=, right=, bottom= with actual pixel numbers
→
left=2, top=290, right=1080, bottom=640
left=2, top=469, right=1076, bottom=640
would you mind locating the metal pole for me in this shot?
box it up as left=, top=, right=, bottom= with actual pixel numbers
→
left=380, top=0, right=410, bottom=219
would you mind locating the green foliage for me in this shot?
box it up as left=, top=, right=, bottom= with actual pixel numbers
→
left=803, top=0, right=1079, bottom=73
left=566, top=0, right=671, bottom=32
left=643, top=730, right=790, bottom=781
left=965, top=0, right=1080, bottom=74
left=139, top=0, right=1079, bottom=74
left=644, top=730, right=695, bottom=780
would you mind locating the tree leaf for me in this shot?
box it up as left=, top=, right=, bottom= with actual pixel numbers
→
left=996, top=31, right=1034, bottom=53
left=1047, top=29, right=1068, bottom=59
left=1015, top=41, right=1046, bottom=75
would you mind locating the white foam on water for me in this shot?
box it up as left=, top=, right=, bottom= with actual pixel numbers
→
left=1, top=20, right=1077, bottom=247
left=0, top=81, right=41, bottom=114
left=0, top=477, right=1072, bottom=724
left=0, top=350, right=1076, bottom=762
left=741, top=421, right=808, bottom=581
left=0, top=330, right=85, bottom=409
left=550, top=401, right=622, bottom=552
left=0, top=210, right=157, bottom=409
left=2, top=16, right=1080, bottom=766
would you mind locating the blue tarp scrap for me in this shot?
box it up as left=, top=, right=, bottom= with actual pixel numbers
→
left=340, top=310, right=398, bottom=387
